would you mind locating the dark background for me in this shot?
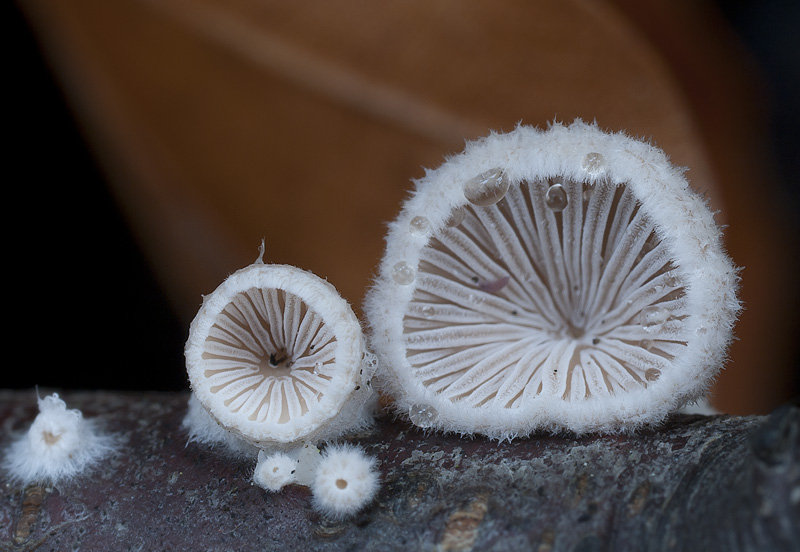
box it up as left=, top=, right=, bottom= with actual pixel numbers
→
left=7, top=1, right=798, bottom=395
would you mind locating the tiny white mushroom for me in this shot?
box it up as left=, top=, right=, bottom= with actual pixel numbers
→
left=311, top=443, right=380, bottom=520
left=365, top=121, right=741, bottom=438
left=252, top=441, right=323, bottom=492
left=184, top=247, right=377, bottom=450
left=253, top=450, right=298, bottom=492
left=3, top=393, right=117, bottom=485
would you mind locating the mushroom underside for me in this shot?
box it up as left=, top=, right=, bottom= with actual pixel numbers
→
left=403, top=178, right=689, bottom=407
left=200, top=288, right=339, bottom=425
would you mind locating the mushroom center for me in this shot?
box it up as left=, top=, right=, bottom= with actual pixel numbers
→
left=42, top=430, right=61, bottom=445
left=403, top=178, right=689, bottom=406
left=201, top=287, right=337, bottom=424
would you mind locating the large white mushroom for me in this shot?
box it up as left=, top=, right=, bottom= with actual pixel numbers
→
left=365, top=121, right=741, bottom=439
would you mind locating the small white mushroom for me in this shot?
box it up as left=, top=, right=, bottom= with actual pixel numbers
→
left=252, top=441, right=323, bottom=492
left=365, top=121, right=740, bottom=438
left=184, top=246, right=377, bottom=450
left=2, top=393, right=117, bottom=485
left=253, top=450, right=298, bottom=492
left=310, top=443, right=380, bottom=520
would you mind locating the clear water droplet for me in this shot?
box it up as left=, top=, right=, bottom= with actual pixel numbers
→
left=464, top=168, right=509, bottom=206
left=545, top=183, right=568, bottom=211
left=645, top=369, right=661, bottom=382
left=581, top=152, right=606, bottom=175
left=313, top=362, right=322, bottom=374
left=445, top=207, right=466, bottom=227
left=409, top=216, right=430, bottom=236
left=391, top=261, right=416, bottom=285
left=582, top=185, right=594, bottom=202
left=641, top=305, right=669, bottom=332
left=408, top=403, right=439, bottom=428
left=640, top=339, right=655, bottom=351
left=421, top=306, right=436, bottom=318
left=665, top=272, right=681, bottom=288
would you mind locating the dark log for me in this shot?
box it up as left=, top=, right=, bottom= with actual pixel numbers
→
left=1, top=391, right=797, bottom=551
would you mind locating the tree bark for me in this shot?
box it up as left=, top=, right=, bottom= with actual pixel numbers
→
left=1, top=391, right=797, bottom=551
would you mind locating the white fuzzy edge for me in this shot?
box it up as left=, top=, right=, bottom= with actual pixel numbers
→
left=253, top=450, right=298, bottom=491
left=310, top=443, right=380, bottom=520
left=181, top=393, right=259, bottom=458
left=2, top=393, right=118, bottom=485
left=185, top=263, right=378, bottom=447
left=364, top=121, right=741, bottom=438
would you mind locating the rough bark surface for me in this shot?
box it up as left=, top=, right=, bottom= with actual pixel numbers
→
left=1, top=391, right=797, bottom=551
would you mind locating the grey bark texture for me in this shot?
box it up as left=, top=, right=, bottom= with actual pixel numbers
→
left=1, top=391, right=797, bottom=552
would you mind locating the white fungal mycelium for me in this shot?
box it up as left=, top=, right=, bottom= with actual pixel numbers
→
left=365, top=121, right=741, bottom=438
left=3, top=393, right=117, bottom=485
left=184, top=245, right=378, bottom=450
left=311, top=443, right=380, bottom=519
left=181, top=393, right=259, bottom=458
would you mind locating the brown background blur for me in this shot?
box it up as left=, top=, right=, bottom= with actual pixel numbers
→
left=9, top=0, right=798, bottom=414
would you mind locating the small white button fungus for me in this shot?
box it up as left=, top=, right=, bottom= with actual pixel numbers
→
left=3, top=393, right=117, bottom=485
left=253, top=450, right=298, bottom=492
left=365, top=121, right=741, bottom=438
left=311, top=444, right=380, bottom=520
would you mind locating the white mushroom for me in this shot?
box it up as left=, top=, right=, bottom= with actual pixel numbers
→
left=365, top=121, right=740, bottom=438
left=184, top=247, right=377, bottom=449
left=3, top=393, right=117, bottom=484
left=310, top=443, right=380, bottom=519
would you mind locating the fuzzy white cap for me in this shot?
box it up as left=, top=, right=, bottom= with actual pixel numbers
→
left=253, top=450, right=298, bottom=492
left=2, top=393, right=117, bottom=485
left=185, top=260, right=378, bottom=449
left=365, top=121, right=741, bottom=438
left=311, top=444, right=380, bottom=519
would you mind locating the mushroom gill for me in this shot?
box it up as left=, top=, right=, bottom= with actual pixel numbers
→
left=404, top=178, right=688, bottom=407
left=201, top=287, right=337, bottom=425
left=365, top=121, right=740, bottom=437
left=185, top=261, right=376, bottom=447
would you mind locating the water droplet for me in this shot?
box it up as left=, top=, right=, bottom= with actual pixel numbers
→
left=582, top=186, right=594, bottom=202
left=445, top=207, right=466, bottom=227
left=362, top=352, right=378, bottom=372
left=464, top=168, right=509, bottom=206
left=641, top=305, right=669, bottom=332
left=409, top=216, right=430, bottom=236
left=545, top=183, right=568, bottom=211
left=581, top=152, right=606, bottom=175
left=313, top=362, right=322, bottom=374
left=664, top=272, right=681, bottom=288
left=408, top=403, right=439, bottom=428
left=391, top=261, right=416, bottom=285
left=645, top=369, right=661, bottom=382
left=640, top=339, right=655, bottom=351
left=421, top=306, right=435, bottom=318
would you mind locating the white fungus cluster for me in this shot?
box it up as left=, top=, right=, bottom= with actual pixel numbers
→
left=183, top=244, right=381, bottom=518
left=252, top=442, right=380, bottom=518
left=3, top=393, right=117, bottom=485
left=184, top=121, right=741, bottom=519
